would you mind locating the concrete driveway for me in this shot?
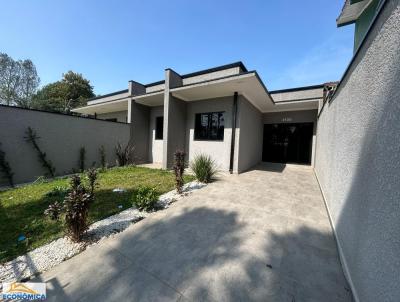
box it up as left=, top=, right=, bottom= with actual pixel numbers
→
left=35, top=163, right=352, bottom=301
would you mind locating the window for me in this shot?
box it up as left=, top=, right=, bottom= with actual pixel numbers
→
left=194, top=112, right=225, bottom=141
left=155, top=116, right=163, bottom=140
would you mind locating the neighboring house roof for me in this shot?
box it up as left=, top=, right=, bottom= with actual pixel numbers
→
left=337, top=0, right=375, bottom=26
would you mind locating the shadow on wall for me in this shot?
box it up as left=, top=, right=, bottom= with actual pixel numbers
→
left=320, top=4, right=400, bottom=300
left=35, top=207, right=351, bottom=301
left=333, top=61, right=400, bottom=301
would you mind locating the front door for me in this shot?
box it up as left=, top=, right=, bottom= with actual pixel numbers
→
left=262, top=123, right=313, bottom=164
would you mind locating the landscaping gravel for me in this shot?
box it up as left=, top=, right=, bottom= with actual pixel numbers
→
left=0, top=181, right=206, bottom=283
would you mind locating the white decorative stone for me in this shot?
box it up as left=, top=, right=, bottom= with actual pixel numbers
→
left=0, top=181, right=206, bottom=282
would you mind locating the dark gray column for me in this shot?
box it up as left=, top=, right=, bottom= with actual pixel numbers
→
left=162, top=69, right=186, bottom=169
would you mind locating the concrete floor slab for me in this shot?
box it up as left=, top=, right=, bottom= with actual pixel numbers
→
left=34, top=162, right=352, bottom=301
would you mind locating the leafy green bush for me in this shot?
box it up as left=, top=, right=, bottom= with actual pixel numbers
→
left=133, top=186, right=159, bottom=211
left=190, top=154, right=217, bottom=183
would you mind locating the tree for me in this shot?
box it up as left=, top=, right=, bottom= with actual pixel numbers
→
left=0, top=53, right=40, bottom=107
left=32, top=71, right=94, bottom=113
left=17, top=60, right=40, bottom=108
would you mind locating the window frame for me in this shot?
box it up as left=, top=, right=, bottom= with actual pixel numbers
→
left=155, top=116, right=164, bottom=140
left=194, top=111, right=225, bottom=141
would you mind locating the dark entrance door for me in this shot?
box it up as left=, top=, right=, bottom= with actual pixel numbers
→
left=262, top=123, right=313, bottom=164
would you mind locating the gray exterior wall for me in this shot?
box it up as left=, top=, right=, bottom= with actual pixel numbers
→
left=314, top=1, right=400, bottom=301
left=262, top=110, right=317, bottom=124
left=97, top=110, right=128, bottom=123
left=237, top=96, right=263, bottom=172
left=87, top=91, right=129, bottom=105
left=130, top=101, right=150, bottom=163
left=0, top=106, right=130, bottom=186
left=148, top=106, right=164, bottom=163
left=271, top=88, right=323, bottom=103
left=182, top=67, right=241, bottom=85
left=186, top=96, right=238, bottom=172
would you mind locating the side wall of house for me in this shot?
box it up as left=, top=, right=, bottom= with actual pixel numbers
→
left=0, top=106, right=131, bottom=186
left=148, top=106, right=164, bottom=163
left=314, top=1, right=400, bottom=301
left=97, top=110, right=128, bottom=123
left=186, top=96, right=237, bottom=172
left=237, top=96, right=263, bottom=172
left=130, top=101, right=150, bottom=163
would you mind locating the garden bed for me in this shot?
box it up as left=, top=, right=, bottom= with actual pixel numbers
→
left=0, top=181, right=205, bottom=282
left=0, top=166, right=195, bottom=263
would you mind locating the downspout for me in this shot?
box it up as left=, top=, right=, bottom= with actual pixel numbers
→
left=229, top=92, right=238, bottom=174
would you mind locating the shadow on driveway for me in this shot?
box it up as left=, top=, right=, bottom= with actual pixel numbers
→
left=35, top=201, right=352, bottom=301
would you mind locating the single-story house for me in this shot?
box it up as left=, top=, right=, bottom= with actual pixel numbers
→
left=73, top=62, right=331, bottom=173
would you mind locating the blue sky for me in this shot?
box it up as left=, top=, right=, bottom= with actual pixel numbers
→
left=0, top=0, right=354, bottom=95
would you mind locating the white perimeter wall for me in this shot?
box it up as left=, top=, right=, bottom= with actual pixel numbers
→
left=314, top=1, right=400, bottom=301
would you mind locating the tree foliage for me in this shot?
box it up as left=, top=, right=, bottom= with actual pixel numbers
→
left=32, top=71, right=95, bottom=113
left=0, top=53, right=40, bottom=107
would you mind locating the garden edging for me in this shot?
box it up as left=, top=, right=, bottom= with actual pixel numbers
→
left=0, top=181, right=206, bottom=283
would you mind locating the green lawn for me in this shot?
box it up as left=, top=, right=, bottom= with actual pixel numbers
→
left=0, top=166, right=194, bottom=263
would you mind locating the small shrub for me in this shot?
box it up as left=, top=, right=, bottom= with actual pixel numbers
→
left=99, top=145, right=107, bottom=170
left=44, top=201, right=63, bottom=220
left=115, top=142, right=135, bottom=166
left=173, top=150, right=185, bottom=194
left=86, top=167, right=98, bottom=196
left=44, top=169, right=98, bottom=242
left=24, top=127, right=55, bottom=177
left=45, top=186, right=70, bottom=198
left=133, top=186, right=159, bottom=211
left=0, top=143, right=14, bottom=187
left=79, top=147, right=86, bottom=172
left=64, top=175, right=92, bottom=241
left=190, top=154, right=217, bottom=183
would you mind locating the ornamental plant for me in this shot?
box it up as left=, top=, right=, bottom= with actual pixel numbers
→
left=173, top=150, right=185, bottom=194
left=133, top=186, right=159, bottom=211
left=79, top=147, right=86, bottom=172
left=44, top=168, right=98, bottom=241
left=24, top=127, right=55, bottom=177
left=0, top=143, right=14, bottom=187
left=190, top=154, right=217, bottom=183
left=99, top=145, right=107, bottom=170
left=115, top=142, right=135, bottom=166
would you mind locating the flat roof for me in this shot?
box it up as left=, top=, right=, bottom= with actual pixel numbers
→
left=269, top=84, right=326, bottom=94
left=337, top=0, right=374, bottom=27
left=87, top=61, right=247, bottom=102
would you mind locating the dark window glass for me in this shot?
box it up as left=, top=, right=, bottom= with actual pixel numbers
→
left=155, top=116, right=163, bottom=140
left=194, top=112, right=224, bottom=141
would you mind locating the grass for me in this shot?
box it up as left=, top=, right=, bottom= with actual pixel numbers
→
left=0, top=166, right=194, bottom=263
